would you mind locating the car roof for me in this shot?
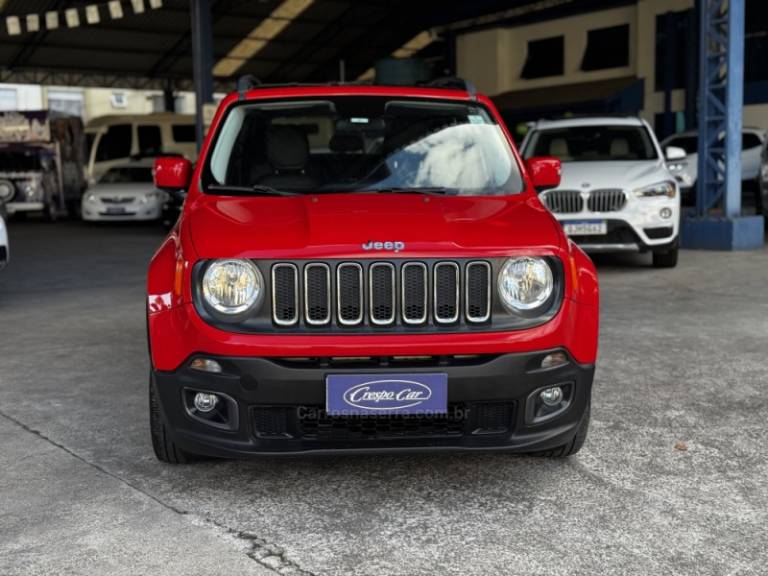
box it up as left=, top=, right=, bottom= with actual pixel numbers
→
left=529, top=116, right=647, bottom=130
left=232, top=84, right=476, bottom=104
left=663, top=127, right=766, bottom=141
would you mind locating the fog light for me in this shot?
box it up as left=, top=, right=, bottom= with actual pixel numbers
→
left=190, top=358, right=222, bottom=373
left=193, top=392, right=219, bottom=413
left=541, top=352, right=568, bottom=369
left=540, top=387, right=563, bottom=406
left=660, top=207, right=673, bottom=219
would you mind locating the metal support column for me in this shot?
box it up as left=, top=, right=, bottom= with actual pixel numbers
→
left=191, top=0, right=213, bottom=152
left=681, top=0, right=764, bottom=249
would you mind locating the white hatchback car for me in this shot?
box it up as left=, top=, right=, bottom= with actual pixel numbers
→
left=82, top=160, right=166, bottom=222
left=521, top=116, right=682, bottom=268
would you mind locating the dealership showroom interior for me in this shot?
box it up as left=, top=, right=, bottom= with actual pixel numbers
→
left=1, top=0, right=768, bottom=574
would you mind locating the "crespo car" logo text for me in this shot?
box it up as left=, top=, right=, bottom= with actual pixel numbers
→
left=342, top=379, right=431, bottom=411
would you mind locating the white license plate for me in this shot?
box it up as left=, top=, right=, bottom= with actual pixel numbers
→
left=563, top=220, right=607, bottom=236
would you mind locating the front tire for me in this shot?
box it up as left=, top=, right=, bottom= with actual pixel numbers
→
left=652, top=244, right=678, bottom=268
left=149, top=373, right=194, bottom=464
left=529, top=402, right=590, bottom=458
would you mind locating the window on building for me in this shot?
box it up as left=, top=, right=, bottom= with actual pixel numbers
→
left=581, top=24, right=629, bottom=71
left=0, top=88, right=18, bottom=111
left=48, top=90, right=84, bottom=118
left=172, top=124, right=196, bottom=143
left=110, top=92, right=127, bottom=108
left=746, top=0, right=768, bottom=82
left=521, top=36, right=564, bottom=79
left=138, top=125, right=162, bottom=156
left=95, top=124, right=132, bottom=161
left=654, top=11, right=691, bottom=91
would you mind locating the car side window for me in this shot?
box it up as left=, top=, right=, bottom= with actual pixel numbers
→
left=95, top=124, right=132, bottom=161
left=742, top=133, right=762, bottom=150
left=138, top=125, right=162, bottom=156
left=172, top=124, right=196, bottom=143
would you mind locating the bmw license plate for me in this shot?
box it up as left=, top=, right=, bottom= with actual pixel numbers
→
left=563, top=220, right=607, bottom=236
left=326, top=373, right=448, bottom=416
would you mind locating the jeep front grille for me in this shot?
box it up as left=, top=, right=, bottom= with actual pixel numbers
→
left=542, top=190, right=583, bottom=214
left=587, top=189, right=626, bottom=212
left=271, top=260, right=492, bottom=329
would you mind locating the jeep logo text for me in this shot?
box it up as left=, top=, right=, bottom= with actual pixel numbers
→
left=362, top=240, right=405, bottom=252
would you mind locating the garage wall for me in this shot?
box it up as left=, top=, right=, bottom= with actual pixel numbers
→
left=456, top=0, right=768, bottom=132
left=457, top=5, right=637, bottom=96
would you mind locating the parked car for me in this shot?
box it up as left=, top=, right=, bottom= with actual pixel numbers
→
left=0, top=111, right=87, bottom=219
left=81, top=160, right=166, bottom=222
left=521, top=116, right=681, bottom=268
left=146, top=81, right=600, bottom=463
left=85, top=112, right=196, bottom=183
left=661, top=128, right=766, bottom=211
left=0, top=201, right=8, bottom=270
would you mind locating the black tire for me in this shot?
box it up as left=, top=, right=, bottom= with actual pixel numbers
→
left=529, top=402, right=590, bottom=458
left=149, top=373, right=194, bottom=464
left=652, top=244, right=679, bottom=268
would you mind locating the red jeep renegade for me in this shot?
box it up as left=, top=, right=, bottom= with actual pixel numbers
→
left=147, top=80, right=599, bottom=463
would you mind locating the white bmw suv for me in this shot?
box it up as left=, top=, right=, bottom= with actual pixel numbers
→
left=521, top=116, right=682, bottom=268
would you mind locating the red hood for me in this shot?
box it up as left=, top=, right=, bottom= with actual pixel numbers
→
left=186, top=193, right=563, bottom=259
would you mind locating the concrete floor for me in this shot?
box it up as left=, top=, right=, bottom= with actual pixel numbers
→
left=1, top=220, right=766, bottom=576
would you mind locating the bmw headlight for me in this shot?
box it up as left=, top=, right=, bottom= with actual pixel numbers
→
left=634, top=181, right=676, bottom=198
left=498, top=257, right=554, bottom=312
left=202, top=259, right=263, bottom=315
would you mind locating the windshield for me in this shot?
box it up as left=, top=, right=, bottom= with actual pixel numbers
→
left=99, top=166, right=154, bottom=183
left=204, top=96, right=524, bottom=195
left=0, top=149, right=45, bottom=171
left=524, top=125, right=658, bottom=162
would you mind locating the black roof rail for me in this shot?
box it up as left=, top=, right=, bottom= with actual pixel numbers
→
left=237, top=75, right=261, bottom=99
left=421, top=77, right=477, bottom=100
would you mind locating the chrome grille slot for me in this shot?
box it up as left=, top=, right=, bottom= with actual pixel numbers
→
left=369, top=263, right=395, bottom=325
left=465, top=261, right=491, bottom=323
left=272, top=264, right=298, bottom=326
left=401, top=262, right=427, bottom=324
left=588, top=189, right=626, bottom=212
left=270, top=260, right=496, bottom=329
left=433, top=262, right=459, bottom=323
left=304, top=263, right=331, bottom=325
left=543, top=190, right=583, bottom=214
left=336, top=263, right=363, bottom=325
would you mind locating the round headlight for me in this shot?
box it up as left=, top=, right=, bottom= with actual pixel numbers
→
left=498, top=257, right=554, bottom=311
left=0, top=180, right=14, bottom=202
left=202, top=259, right=263, bottom=315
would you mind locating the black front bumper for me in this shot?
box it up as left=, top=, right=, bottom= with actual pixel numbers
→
left=153, top=350, right=595, bottom=457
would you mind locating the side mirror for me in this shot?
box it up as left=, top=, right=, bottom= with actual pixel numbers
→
left=525, top=156, right=561, bottom=191
left=665, top=146, right=687, bottom=161
left=154, top=157, right=192, bottom=191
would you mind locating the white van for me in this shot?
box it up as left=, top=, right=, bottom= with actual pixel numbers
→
left=85, top=113, right=196, bottom=182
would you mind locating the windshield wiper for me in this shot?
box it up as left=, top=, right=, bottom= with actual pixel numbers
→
left=357, top=187, right=452, bottom=196
left=207, top=184, right=301, bottom=196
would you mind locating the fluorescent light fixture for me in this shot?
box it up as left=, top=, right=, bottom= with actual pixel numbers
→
left=6, top=16, right=21, bottom=36
left=65, top=8, right=80, bottom=28
left=26, top=14, right=40, bottom=32
left=131, top=0, right=145, bottom=14
left=86, top=5, right=100, bottom=24
left=45, top=11, right=59, bottom=30
left=213, top=0, right=315, bottom=77
left=149, top=0, right=163, bottom=8
left=357, top=30, right=437, bottom=81
left=108, top=0, right=124, bottom=19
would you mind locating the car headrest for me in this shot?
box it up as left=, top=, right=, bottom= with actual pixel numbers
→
left=265, top=125, right=309, bottom=170
left=329, top=133, right=364, bottom=153
left=549, top=137, right=570, bottom=158
left=610, top=138, right=630, bottom=156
